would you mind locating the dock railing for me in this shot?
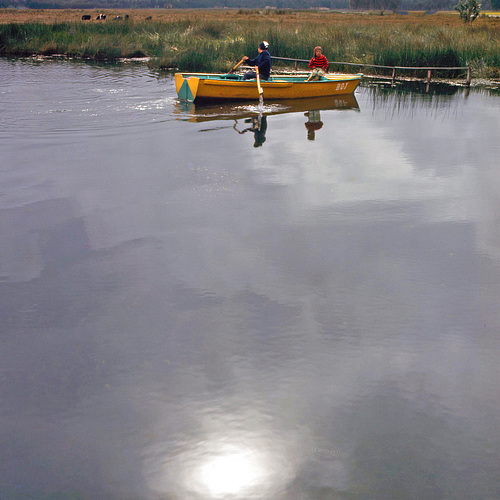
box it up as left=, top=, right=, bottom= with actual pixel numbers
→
left=271, top=56, right=472, bottom=87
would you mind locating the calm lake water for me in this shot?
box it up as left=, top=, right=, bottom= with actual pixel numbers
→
left=1, top=58, right=500, bottom=499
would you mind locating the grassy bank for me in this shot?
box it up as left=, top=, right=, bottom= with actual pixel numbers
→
left=1, top=9, right=499, bottom=79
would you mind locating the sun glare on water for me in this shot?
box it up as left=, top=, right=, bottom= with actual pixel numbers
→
left=198, top=450, right=265, bottom=497
left=144, top=428, right=294, bottom=498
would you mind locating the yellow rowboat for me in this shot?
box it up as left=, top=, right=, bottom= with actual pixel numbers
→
left=175, top=72, right=363, bottom=102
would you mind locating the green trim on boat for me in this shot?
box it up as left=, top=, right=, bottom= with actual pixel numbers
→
left=179, top=79, right=194, bottom=101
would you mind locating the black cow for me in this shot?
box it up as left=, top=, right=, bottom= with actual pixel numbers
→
left=81, top=15, right=91, bottom=20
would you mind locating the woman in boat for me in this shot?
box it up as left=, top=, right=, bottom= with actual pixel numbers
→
left=308, top=46, right=329, bottom=74
left=242, top=41, right=271, bottom=81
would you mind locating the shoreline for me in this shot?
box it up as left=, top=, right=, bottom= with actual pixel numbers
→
left=10, top=53, right=500, bottom=90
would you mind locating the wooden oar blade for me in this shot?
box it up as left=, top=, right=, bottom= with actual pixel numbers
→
left=255, top=67, right=263, bottom=95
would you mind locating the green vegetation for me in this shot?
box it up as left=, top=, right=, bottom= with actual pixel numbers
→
left=455, top=0, right=481, bottom=22
left=1, top=16, right=499, bottom=78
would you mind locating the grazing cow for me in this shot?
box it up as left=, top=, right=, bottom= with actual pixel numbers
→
left=96, top=14, right=106, bottom=20
left=113, top=16, right=122, bottom=20
left=81, top=15, right=91, bottom=20
left=145, top=16, right=152, bottom=20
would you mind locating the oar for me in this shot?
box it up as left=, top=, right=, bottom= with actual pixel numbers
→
left=255, top=66, right=263, bottom=96
left=229, top=58, right=246, bottom=74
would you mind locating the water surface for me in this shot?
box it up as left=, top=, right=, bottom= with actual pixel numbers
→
left=1, top=59, right=500, bottom=499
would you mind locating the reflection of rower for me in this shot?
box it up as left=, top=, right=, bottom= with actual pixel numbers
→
left=304, top=110, right=323, bottom=141
left=234, top=115, right=268, bottom=147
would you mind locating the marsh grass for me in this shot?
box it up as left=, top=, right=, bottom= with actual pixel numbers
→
left=0, top=14, right=498, bottom=78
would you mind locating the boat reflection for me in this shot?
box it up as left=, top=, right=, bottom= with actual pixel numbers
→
left=175, top=94, right=359, bottom=121
left=174, top=94, right=359, bottom=147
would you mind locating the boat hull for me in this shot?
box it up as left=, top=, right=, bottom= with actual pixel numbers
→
left=175, top=72, right=362, bottom=102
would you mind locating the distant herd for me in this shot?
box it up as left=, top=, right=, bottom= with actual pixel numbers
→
left=81, top=14, right=151, bottom=21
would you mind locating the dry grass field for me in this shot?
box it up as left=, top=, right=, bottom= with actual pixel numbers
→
left=1, top=8, right=498, bottom=28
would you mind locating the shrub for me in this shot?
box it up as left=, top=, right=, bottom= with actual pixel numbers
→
left=455, top=0, right=481, bottom=23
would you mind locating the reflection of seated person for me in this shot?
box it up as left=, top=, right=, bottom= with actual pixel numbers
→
left=304, top=110, right=323, bottom=141
left=235, top=115, right=267, bottom=147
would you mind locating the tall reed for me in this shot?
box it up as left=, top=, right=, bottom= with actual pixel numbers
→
left=0, top=16, right=498, bottom=78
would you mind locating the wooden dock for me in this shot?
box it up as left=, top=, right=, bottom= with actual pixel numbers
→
left=271, top=56, right=471, bottom=87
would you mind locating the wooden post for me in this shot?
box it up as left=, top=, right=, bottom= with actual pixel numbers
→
left=391, top=68, right=396, bottom=85
left=466, top=67, right=471, bottom=87
left=295, top=60, right=298, bottom=71
left=427, top=69, right=432, bottom=84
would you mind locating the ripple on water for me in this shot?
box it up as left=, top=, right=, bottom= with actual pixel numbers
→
left=0, top=59, right=176, bottom=140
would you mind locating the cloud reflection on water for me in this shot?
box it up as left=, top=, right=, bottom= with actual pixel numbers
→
left=1, top=62, right=500, bottom=499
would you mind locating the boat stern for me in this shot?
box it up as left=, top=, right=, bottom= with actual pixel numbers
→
left=175, top=73, right=200, bottom=101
